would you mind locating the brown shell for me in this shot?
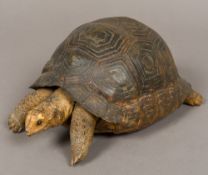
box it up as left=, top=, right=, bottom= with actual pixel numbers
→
left=31, top=17, right=190, bottom=125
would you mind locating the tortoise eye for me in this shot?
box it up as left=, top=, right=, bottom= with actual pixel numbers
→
left=36, top=119, right=43, bottom=126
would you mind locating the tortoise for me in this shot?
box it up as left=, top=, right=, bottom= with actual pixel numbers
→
left=8, top=17, right=203, bottom=165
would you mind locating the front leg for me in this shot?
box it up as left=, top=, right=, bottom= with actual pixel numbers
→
left=70, top=104, right=97, bottom=166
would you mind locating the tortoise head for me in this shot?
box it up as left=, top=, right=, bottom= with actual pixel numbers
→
left=25, top=111, right=49, bottom=136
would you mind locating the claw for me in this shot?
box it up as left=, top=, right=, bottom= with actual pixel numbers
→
left=70, top=154, right=82, bottom=166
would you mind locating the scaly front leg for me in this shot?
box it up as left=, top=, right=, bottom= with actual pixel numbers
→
left=70, top=104, right=97, bottom=166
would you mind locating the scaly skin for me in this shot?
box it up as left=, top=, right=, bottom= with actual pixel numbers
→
left=70, top=105, right=97, bottom=166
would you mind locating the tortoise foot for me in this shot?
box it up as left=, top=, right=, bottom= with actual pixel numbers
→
left=184, top=90, right=203, bottom=106
left=8, top=113, right=24, bottom=133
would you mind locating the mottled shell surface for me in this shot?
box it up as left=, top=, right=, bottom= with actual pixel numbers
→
left=31, top=17, right=187, bottom=125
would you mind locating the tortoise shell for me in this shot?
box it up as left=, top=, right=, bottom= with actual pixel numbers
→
left=31, top=17, right=191, bottom=126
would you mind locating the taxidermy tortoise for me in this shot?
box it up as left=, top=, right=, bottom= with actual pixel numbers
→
left=8, top=17, right=203, bottom=165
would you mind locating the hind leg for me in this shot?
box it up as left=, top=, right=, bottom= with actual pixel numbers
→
left=184, top=89, right=203, bottom=106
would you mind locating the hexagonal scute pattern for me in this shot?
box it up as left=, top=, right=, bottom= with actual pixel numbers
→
left=31, top=17, right=181, bottom=124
